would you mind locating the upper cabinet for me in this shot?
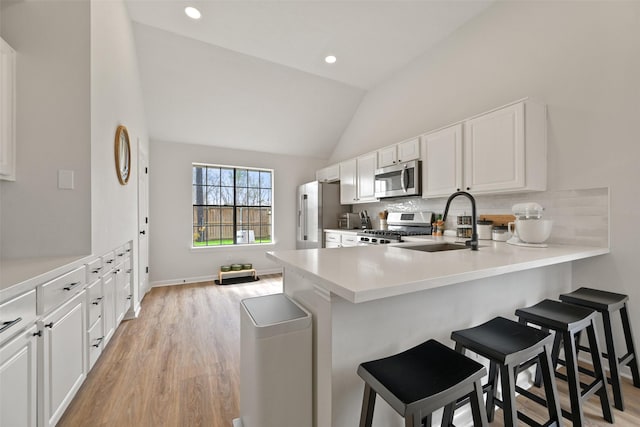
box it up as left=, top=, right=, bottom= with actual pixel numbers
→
left=0, top=37, right=16, bottom=181
left=339, top=152, right=378, bottom=205
left=315, top=163, right=340, bottom=183
left=422, top=100, right=546, bottom=198
left=377, top=137, right=420, bottom=168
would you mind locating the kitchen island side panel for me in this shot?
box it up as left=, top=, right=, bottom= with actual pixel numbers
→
left=286, top=263, right=571, bottom=427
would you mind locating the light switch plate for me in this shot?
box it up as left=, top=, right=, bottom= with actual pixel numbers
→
left=58, top=169, right=74, bottom=190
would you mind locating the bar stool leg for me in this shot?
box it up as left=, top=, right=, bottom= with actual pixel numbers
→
left=586, top=321, right=614, bottom=423
left=601, top=310, right=624, bottom=410
left=562, top=330, right=584, bottom=427
left=359, top=384, right=376, bottom=427
left=470, top=379, right=489, bottom=427
left=538, top=344, right=562, bottom=426
left=404, top=411, right=422, bottom=427
left=485, top=361, right=498, bottom=422
left=620, top=304, right=640, bottom=387
left=499, top=364, right=518, bottom=426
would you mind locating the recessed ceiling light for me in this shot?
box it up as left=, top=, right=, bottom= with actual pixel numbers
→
left=325, top=55, right=337, bottom=64
left=185, top=6, right=202, bottom=20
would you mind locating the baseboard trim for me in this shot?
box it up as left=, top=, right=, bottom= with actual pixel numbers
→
left=150, top=267, right=283, bottom=288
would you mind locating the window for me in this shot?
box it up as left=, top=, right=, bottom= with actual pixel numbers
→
left=192, top=164, right=273, bottom=247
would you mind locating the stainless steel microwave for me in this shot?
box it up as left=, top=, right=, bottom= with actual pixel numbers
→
left=374, top=160, right=421, bottom=198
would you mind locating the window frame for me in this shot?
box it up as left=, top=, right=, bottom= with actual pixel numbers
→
left=191, top=163, right=274, bottom=248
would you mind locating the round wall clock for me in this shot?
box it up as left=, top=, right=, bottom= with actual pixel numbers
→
left=115, top=125, right=131, bottom=185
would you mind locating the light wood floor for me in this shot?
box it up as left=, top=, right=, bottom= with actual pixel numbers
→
left=58, top=274, right=640, bottom=426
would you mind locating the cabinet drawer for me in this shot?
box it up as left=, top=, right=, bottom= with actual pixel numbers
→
left=87, top=317, right=103, bottom=370
left=325, top=233, right=341, bottom=243
left=40, top=266, right=86, bottom=315
left=341, top=234, right=358, bottom=246
left=0, top=290, right=37, bottom=344
left=87, top=280, right=103, bottom=328
left=115, top=246, right=128, bottom=262
left=101, top=251, right=116, bottom=273
left=85, top=258, right=103, bottom=284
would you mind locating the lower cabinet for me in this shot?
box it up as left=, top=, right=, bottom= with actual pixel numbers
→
left=102, top=271, right=116, bottom=347
left=0, top=324, right=38, bottom=427
left=39, top=291, right=86, bottom=427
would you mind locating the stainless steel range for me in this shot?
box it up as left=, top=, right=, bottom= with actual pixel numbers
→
left=357, top=211, right=434, bottom=245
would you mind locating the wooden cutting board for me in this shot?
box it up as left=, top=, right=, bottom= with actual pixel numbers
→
left=479, top=214, right=516, bottom=227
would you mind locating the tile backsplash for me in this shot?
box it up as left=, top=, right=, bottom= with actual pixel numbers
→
left=354, top=187, right=609, bottom=247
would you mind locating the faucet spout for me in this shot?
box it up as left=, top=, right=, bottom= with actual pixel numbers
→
left=442, top=191, right=479, bottom=251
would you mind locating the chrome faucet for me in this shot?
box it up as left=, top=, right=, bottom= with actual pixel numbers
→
left=442, top=191, right=479, bottom=251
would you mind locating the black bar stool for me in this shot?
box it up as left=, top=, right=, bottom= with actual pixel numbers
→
left=442, top=316, right=562, bottom=427
left=357, top=339, right=488, bottom=427
left=516, top=299, right=614, bottom=426
left=559, top=287, right=640, bottom=410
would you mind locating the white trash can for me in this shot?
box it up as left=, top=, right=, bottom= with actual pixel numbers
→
left=234, top=294, right=312, bottom=427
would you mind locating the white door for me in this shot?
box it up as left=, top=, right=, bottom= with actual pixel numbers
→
left=138, top=144, right=149, bottom=297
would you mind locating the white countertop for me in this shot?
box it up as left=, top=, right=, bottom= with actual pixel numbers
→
left=266, top=237, right=609, bottom=304
left=0, top=254, right=93, bottom=301
left=324, top=229, right=360, bottom=233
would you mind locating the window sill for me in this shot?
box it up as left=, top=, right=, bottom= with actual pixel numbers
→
left=190, top=242, right=276, bottom=252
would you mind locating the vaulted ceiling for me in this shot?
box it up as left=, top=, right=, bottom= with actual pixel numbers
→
left=126, top=0, right=493, bottom=158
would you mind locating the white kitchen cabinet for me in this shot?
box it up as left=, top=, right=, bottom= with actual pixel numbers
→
left=377, top=137, right=421, bottom=168
left=0, top=37, right=16, bottom=181
left=101, top=271, right=116, bottom=347
left=421, top=124, right=463, bottom=198
left=340, top=153, right=378, bottom=205
left=40, top=290, right=87, bottom=427
left=422, top=100, right=546, bottom=198
left=324, top=230, right=359, bottom=248
left=315, top=164, right=340, bottom=183
left=0, top=324, right=38, bottom=427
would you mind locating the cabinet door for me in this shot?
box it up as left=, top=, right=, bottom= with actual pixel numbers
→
left=377, top=145, right=397, bottom=168
left=41, top=291, right=86, bottom=427
left=422, top=124, right=463, bottom=198
left=356, top=153, right=377, bottom=202
left=397, top=137, right=420, bottom=163
left=0, top=325, right=37, bottom=427
left=464, top=102, right=525, bottom=193
left=339, top=159, right=357, bottom=204
left=102, top=273, right=116, bottom=346
left=315, top=164, right=340, bottom=183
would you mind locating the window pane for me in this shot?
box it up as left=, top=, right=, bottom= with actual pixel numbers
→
left=206, top=187, right=221, bottom=205
left=248, top=170, right=260, bottom=188
left=236, top=169, right=247, bottom=187
left=260, top=189, right=271, bottom=206
left=260, top=171, right=271, bottom=188
left=206, top=167, right=220, bottom=186
left=193, top=185, right=207, bottom=205
left=221, top=168, right=234, bottom=186
left=220, top=187, right=234, bottom=205
left=236, top=187, right=247, bottom=205
left=247, top=188, right=260, bottom=206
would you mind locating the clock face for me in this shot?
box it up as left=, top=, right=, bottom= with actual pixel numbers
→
left=115, top=125, right=131, bottom=185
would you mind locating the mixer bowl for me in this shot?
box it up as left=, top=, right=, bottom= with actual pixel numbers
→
left=515, top=219, right=553, bottom=243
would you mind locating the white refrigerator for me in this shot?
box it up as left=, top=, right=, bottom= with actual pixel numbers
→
left=296, top=181, right=346, bottom=249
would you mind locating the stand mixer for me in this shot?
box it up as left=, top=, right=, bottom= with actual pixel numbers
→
left=506, top=202, right=553, bottom=247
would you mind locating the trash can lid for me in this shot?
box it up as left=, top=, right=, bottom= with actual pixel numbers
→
left=242, top=293, right=309, bottom=326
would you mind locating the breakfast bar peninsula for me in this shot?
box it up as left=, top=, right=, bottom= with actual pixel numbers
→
left=266, top=238, right=608, bottom=427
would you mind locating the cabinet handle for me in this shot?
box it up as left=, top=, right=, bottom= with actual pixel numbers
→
left=63, top=281, right=81, bottom=291
left=92, top=297, right=103, bottom=305
left=0, top=317, right=22, bottom=333
left=126, top=269, right=132, bottom=274
left=106, top=260, right=114, bottom=264
left=45, top=322, right=54, bottom=328
left=33, top=330, right=42, bottom=337
left=466, top=187, right=470, bottom=191
left=126, top=248, right=131, bottom=252
left=92, top=267, right=103, bottom=273
left=140, top=230, right=146, bottom=235
left=118, top=252, right=125, bottom=257
left=114, top=269, right=121, bottom=274
left=127, top=295, right=132, bottom=300
left=92, top=337, right=104, bottom=348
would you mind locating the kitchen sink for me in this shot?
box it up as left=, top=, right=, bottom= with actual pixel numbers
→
left=401, top=243, right=469, bottom=252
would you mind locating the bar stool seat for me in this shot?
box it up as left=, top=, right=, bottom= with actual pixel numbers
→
left=442, top=316, right=562, bottom=427
left=357, top=339, right=488, bottom=427
left=560, top=287, right=640, bottom=410
left=516, top=299, right=614, bottom=427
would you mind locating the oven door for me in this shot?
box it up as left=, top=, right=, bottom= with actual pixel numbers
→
left=374, top=160, right=421, bottom=198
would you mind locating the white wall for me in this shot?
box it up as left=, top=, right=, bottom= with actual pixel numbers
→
left=329, top=1, right=640, bottom=353
left=91, top=0, right=149, bottom=307
left=0, top=0, right=91, bottom=258
left=149, top=140, right=325, bottom=285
